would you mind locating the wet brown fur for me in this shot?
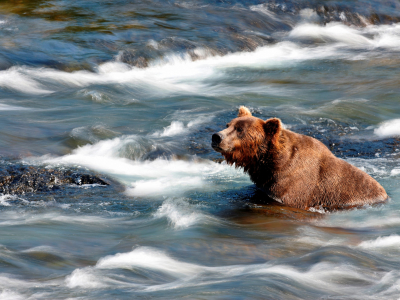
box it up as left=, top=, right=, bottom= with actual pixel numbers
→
left=213, top=106, right=388, bottom=210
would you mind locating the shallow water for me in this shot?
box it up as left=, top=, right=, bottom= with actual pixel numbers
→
left=0, top=0, right=400, bottom=299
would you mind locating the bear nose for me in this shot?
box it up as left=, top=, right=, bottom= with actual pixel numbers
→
left=212, top=133, right=223, bottom=144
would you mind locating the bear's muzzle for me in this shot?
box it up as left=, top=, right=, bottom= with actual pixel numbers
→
left=211, top=132, right=224, bottom=152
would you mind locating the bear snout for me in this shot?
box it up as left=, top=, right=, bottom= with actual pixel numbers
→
left=212, top=133, right=223, bottom=144
left=211, top=133, right=224, bottom=151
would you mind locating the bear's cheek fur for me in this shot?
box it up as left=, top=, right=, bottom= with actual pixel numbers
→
left=219, top=134, right=241, bottom=153
left=222, top=133, right=263, bottom=162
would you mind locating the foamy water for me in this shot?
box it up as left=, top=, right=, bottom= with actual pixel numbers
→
left=374, top=119, right=400, bottom=137
left=152, top=198, right=217, bottom=229
left=0, top=103, right=32, bottom=111
left=63, top=245, right=400, bottom=297
left=37, top=140, right=248, bottom=197
left=359, top=235, right=400, bottom=249
left=1, top=1, right=400, bottom=299
left=24, top=119, right=249, bottom=198
left=152, top=115, right=213, bottom=137
left=1, top=23, right=399, bottom=100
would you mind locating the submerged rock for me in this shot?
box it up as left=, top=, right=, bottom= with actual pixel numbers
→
left=0, top=164, right=109, bottom=195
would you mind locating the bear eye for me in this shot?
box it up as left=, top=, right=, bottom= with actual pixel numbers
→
left=226, top=124, right=229, bottom=128
left=236, top=127, right=243, bottom=133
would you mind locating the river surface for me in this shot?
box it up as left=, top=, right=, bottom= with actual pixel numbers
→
left=1, top=0, right=400, bottom=299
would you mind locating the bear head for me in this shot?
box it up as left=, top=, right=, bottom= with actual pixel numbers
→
left=211, top=106, right=282, bottom=171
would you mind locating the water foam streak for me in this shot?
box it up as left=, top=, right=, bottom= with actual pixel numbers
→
left=33, top=134, right=248, bottom=197
left=65, top=246, right=397, bottom=296
left=374, top=119, right=400, bottom=137
left=2, top=23, right=400, bottom=98
left=359, top=235, right=400, bottom=249
left=153, top=198, right=215, bottom=229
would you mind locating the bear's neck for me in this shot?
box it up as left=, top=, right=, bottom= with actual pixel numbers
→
left=246, top=147, right=281, bottom=187
left=223, top=132, right=288, bottom=188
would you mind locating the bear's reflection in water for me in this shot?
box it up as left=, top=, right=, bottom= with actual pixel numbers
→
left=189, top=187, right=366, bottom=263
left=220, top=185, right=382, bottom=236
left=223, top=187, right=322, bottom=229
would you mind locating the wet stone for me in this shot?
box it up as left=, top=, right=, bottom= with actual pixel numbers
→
left=0, top=163, right=109, bottom=195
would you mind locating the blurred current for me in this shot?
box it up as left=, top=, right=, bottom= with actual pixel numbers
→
left=0, top=0, right=400, bottom=299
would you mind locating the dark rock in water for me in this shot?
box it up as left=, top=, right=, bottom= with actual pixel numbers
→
left=0, top=164, right=109, bottom=195
left=118, top=49, right=152, bottom=68
left=263, top=0, right=400, bottom=26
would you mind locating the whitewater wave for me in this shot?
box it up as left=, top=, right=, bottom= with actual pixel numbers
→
left=374, top=119, right=400, bottom=137
left=0, top=273, right=60, bottom=295
left=0, top=290, right=26, bottom=300
left=0, top=195, right=28, bottom=207
left=152, top=121, right=188, bottom=137
left=21, top=245, right=59, bottom=254
left=151, top=115, right=213, bottom=137
left=0, top=211, right=117, bottom=227
left=0, top=67, right=52, bottom=95
left=28, top=134, right=249, bottom=197
left=0, top=103, right=32, bottom=111
left=358, top=235, right=400, bottom=249
left=1, top=23, right=399, bottom=98
left=290, top=22, right=400, bottom=49
left=65, top=247, right=204, bottom=289
left=295, top=229, right=400, bottom=252
left=97, top=247, right=203, bottom=278
left=289, top=22, right=372, bottom=46
left=65, top=246, right=395, bottom=295
left=153, top=198, right=216, bottom=229
left=125, top=175, right=204, bottom=197
left=344, top=157, right=394, bottom=177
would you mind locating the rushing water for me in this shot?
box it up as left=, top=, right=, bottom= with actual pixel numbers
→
left=0, top=0, right=400, bottom=299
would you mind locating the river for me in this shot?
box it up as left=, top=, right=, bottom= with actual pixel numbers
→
left=0, top=0, right=400, bottom=299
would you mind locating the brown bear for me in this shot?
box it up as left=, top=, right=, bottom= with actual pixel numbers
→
left=211, top=106, right=388, bottom=210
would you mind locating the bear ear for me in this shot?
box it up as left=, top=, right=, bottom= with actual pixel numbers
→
left=238, top=106, right=252, bottom=117
left=264, top=118, right=282, bottom=145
